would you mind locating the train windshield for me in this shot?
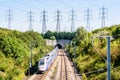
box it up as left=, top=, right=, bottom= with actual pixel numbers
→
left=39, top=59, right=44, bottom=65
left=45, top=54, right=50, bottom=57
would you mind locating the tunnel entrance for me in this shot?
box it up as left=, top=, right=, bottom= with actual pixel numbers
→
left=55, top=44, right=62, bottom=49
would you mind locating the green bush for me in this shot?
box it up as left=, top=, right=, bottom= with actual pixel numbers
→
left=66, top=25, right=120, bottom=79
left=82, top=73, right=87, bottom=80
left=0, top=28, right=52, bottom=79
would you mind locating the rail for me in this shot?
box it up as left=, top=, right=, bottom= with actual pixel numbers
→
left=60, top=50, right=68, bottom=80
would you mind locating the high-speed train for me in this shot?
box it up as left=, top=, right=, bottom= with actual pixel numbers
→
left=38, top=47, right=58, bottom=71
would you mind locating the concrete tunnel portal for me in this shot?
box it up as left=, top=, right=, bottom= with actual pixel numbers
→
left=55, top=44, right=62, bottom=49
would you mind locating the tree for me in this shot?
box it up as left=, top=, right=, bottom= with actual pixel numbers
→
left=82, top=73, right=87, bottom=80
left=50, top=36, right=56, bottom=40
left=43, top=31, right=75, bottom=40
left=112, top=27, right=120, bottom=39
left=75, top=27, right=87, bottom=45
left=44, top=30, right=54, bottom=39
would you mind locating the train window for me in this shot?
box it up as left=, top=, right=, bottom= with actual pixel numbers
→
left=45, top=54, right=50, bottom=57
left=39, top=59, right=44, bottom=65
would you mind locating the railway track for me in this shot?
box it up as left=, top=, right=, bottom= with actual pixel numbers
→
left=28, top=70, right=49, bottom=80
left=28, top=49, right=77, bottom=80
left=60, top=50, right=68, bottom=80
left=59, top=50, right=77, bottom=80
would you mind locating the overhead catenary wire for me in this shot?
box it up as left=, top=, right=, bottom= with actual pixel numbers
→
left=90, top=38, right=106, bottom=62
left=90, top=37, right=112, bottom=67
left=78, top=37, right=111, bottom=77
left=91, top=43, right=106, bottom=62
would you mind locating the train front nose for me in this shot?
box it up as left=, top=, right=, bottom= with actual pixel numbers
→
left=39, top=65, right=46, bottom=71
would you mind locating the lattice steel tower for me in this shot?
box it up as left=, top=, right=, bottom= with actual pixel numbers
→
left=41, top=10, right=47, bottom=34
left=70, top=9, right=76, bottom=32
left=27, top=11, right=34, bottom=30
left=84, top=8, right=92, bottom=32
left=6, top=9, right=13, bottom=29
left=55, top=9, right=61, bottom=32
left=99, top=6, right=108, bottom=28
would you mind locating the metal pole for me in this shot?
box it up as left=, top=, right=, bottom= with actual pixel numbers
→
left=107, top=37, right=110, bottom=80
left=74, top=41, right=77, bottom=75
left=74, top=41, right=75, bottom=73
left=29, top=40, right=32, bottom=75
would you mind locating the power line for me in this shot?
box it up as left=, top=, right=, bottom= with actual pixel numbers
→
left=10, top=0, right=33, bottom=9
left=6, top=8, right=13, bottom=29
left=41, top=10, right=47, bottom=34
left=72, top=0, right=96, bottom=9
left=84, top=8, right=92, bottom=32
left=10, top=0, right=56, bottom=12
left=57, top=0, right=74, bottom=8
left=55, top=9, right=62, bottom=32
left=99, top=6, right=108, bottom=28
left=34, top=0, right=56, bottom=9
left=27, top=11, right=34, bottom=30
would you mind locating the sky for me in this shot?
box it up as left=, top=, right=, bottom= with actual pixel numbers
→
left=0, top=0, right=120, bottom=33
